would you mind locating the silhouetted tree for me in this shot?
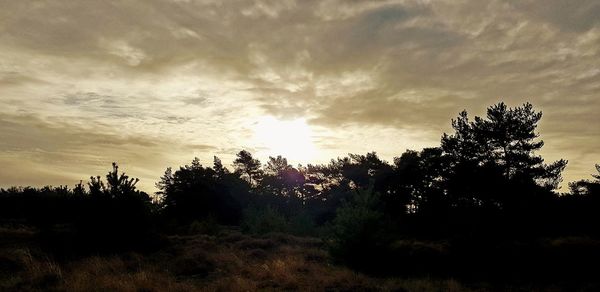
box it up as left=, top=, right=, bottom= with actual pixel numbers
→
left=73, top=180, right=86, bottom=196
left=76, top=163, right=154, bottom=252
left=391, top=148, right=449, bottom=216
left=569, top=164, right=600, bottom=196
left=105, top=162, right=140, bottom=198
left=158, top=157, right=250, bottom=224
left=88, top=175, right=105, bottom=197
left=261, top=156, right=305, bottom=199
left=441, top=102, right=567, bottom=210
left=156, top=167, right=174, bottom=202
left=560, top=164, right=600, bottom=236
left=213, top=156, right=229, bottom=179
left=233, top=150, right=263, bottom=186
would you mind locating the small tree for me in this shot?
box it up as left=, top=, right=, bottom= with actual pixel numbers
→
left=87, top=162, right=141, bottom=198
left=88, top=175, right=105, bottom=197
left=329, top=185, right=387, bottom=268
left=105, top=162, right=139, bottom=198
left=78, top=163, right=153, bottom=252
left=73, top=180, right=86, bottom=196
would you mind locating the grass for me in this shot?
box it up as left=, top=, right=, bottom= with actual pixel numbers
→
left=1, top=225, right=598, bottom=291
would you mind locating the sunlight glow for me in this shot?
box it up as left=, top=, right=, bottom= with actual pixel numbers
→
left=253, top=116, right=317, bottom=163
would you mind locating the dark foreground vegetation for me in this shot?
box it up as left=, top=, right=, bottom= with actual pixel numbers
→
left=2, top=102, right=600, bottom=291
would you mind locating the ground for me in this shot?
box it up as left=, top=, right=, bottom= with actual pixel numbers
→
left=0, top=226, right=594, bottom=291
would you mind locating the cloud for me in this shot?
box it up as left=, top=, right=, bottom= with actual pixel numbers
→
left=0, top=0, right=599, bottom=190
left=511, top=0, right=600, bottom=32
left=0, top=114, right=217, bottom=191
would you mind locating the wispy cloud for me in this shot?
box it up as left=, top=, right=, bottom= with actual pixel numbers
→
left=1, top=0, right=599, bottom=190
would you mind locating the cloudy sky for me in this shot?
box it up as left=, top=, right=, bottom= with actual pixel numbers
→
left=1, top=0, right=599, bottom=192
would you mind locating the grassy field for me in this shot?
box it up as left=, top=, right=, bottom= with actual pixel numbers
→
left=1, top=225, right=598, bottom=291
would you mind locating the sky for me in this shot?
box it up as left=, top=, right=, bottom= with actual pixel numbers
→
left=1, top=0, right=599, bottom=192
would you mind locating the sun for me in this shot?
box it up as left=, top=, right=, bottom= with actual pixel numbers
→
left=253, top=116, right=317, bottom=163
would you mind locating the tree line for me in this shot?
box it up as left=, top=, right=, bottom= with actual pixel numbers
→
left=1, top=102, right=599, bottom=271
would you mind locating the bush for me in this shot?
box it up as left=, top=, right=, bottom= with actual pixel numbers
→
left=287, top=211, right=317, bottom=236
left=328, top=187, right=389, bottom=269
left=188, top=216, right=221, bottom=235
left=241, top=206, right=288, bottom=235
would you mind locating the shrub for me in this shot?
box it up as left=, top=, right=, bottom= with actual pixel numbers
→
left=188, top=216, right=221, bottom=236
left=288, top=211, right=317, bottom=236
left=328, top=187, right=388, bottom=269
left=241, top=205, right=288, bottom=234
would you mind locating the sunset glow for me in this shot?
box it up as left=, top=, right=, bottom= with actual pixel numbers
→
left=0, top=1, right=599, bottom=192
left=2, top=2, right=600, bottom=289
left=253, top=117, right=317, bottom=164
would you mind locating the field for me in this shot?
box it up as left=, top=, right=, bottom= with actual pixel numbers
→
left=2, top=225, right=599, bottom=292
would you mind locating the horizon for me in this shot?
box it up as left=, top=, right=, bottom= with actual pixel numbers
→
left=1, top=0, right=599, bottom=193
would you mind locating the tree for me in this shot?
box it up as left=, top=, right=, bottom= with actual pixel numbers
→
left=88, top=175, right=105, bottom=197
left=156, top=167, right=174, bottom=200
left=105, top=162, right=140, bottom=198
left=78, top=163, right=153, bottom=252
left=213, top=156, right=229, bottom=179
left=261, top=156, right=305, bottom=199
left=392, top=148, right=449, bottom=215
left=159, top=158, right=216, bottom=221
left=264, top=155, right=292, bottom=175
left=233, top=150, right=263, bottom=186
left=329, top=185, right=387, bottom=268
left=159, top=157, right=249, bottom=224
left=73, top=180, right=86, bottom=196
left=569, top=164, right=600, bottom=196
left=441, top=102, right=567, bottom=209
left=322, top=152, right=393, bottom=192
left=88, top=162, right=142, bottom=198
left=443, top=102, right=566, bottom=185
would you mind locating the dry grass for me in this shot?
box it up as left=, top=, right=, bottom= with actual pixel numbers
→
left=0, top=228, right=480, bottom=291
